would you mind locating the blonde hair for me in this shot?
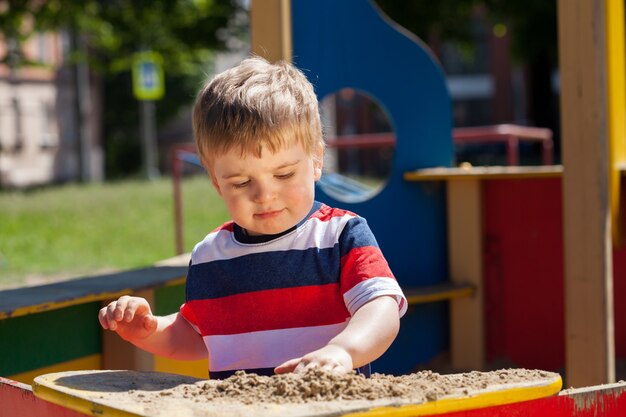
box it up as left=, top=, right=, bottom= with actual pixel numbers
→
left=192, top=56, right=323, bottom=166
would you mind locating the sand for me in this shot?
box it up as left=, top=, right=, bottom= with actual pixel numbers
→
left=44, top=368, right=560, bottom=417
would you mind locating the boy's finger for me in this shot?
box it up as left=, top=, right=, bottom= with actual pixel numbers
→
left=124, top=298, right=141, bottom=322
left=301, top=362, right=319, bottom=373
left=105, top=302, right=118, bottom=321
left=98, top=308, right=110, bottom=329
left=105, top=301, right=120, bottom=321
left=114, top=297, right=131, bottom=320
left=321, top=363, right=334, bottom=372
left=274, top=358, right=300, bottom=374
left=125, top=298, right=151, bottom=322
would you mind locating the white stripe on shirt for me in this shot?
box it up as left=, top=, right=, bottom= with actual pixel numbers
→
left=204, top=321, right=349, bottom=371
left=343, top=277, right=408, bottom=317
left=191, top=214, right=355, bottom=264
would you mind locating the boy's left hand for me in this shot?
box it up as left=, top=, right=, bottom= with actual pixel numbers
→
left=274, top=344, right=353, bottom=374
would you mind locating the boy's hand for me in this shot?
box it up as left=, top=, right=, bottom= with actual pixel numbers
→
left=98, top=296, right=158, bottom=342
left=274, top=344, right=353, bottom=374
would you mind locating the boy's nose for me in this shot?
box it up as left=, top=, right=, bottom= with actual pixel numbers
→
left=252, top=180, right=275, bottom=202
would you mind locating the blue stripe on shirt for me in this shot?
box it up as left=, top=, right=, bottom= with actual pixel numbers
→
left=186, top=245, right=341, bottom=300
left=338, top=217, right=380, bottom=258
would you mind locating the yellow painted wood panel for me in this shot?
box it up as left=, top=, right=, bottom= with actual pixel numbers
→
left=8, top=354, right=100, bottom=385
left=606, top=0, right=626, bottom=245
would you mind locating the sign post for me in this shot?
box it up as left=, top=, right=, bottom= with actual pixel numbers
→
left=132, top=51, right=164, bottom=179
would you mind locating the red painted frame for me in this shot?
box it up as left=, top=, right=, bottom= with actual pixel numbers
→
left=0, top=377, right=84, bottom=417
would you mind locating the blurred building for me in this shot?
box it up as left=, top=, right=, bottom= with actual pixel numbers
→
left=0, top=31, right=103, bottom=188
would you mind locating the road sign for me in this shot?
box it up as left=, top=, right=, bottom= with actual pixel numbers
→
left=132, top=51, right=165, bottom=101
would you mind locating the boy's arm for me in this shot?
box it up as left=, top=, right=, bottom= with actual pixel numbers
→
left=99, top=296, right=206, bottom=361
left=274, top=295, right=400, bottom=374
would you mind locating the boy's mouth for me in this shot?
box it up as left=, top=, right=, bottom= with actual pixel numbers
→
left=254, top=209, right=284, bottom=219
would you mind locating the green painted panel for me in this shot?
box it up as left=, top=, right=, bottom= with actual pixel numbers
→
left=0, top=303, right=101, bottom=376
left=154, top=284, right=185, bottom=315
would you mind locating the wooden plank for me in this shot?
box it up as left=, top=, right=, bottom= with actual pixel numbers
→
left=250, top=0, right=292, bottom=63
left=557, top=0, right=615, bottom=386
left=447, top=178, right=484, bottom=371
left=0, top=265, right=187, bottom=319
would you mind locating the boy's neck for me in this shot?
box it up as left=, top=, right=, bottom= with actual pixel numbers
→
left=233, top=201, right=321, bottom=243
left=234, top=224, right=296, bottom=244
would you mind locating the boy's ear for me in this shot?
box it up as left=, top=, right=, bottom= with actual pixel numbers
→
left=313, top=144, right=324, bottom=181
left=314, top=163, right=322, bottom=181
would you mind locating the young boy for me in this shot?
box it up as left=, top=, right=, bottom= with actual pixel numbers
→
left=99, top=57, right=407, bottom=379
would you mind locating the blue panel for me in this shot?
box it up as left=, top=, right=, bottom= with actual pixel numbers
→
left=292, top=0, right=454, bottom=373
left=373, top=303, right=449, bottom=375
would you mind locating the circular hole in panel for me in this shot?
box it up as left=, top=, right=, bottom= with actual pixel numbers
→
left=319, top=88, right=396, bottom=203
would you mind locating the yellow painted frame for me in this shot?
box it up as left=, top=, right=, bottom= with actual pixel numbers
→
left=607, top=0, right=626, bottom=246
left=34, top=381, right=143, bottom=417
left=342, top=376, right=562, bottom=417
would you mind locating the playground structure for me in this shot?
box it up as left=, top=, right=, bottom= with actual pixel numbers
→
left=3, top=0, right=626, bottom=415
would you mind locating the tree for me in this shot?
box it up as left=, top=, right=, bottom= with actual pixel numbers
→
left=0, top=0, right=247, bottom=178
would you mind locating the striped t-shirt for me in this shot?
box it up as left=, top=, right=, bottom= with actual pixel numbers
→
left=180, top=201, right=407, bottom=377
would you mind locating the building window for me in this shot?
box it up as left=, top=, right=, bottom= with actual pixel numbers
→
left=12, top=98, right=23, bottom=151
left=40, top=101, right=57, bottom=149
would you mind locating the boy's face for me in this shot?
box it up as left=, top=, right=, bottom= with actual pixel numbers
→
left=208, top=142, right=323, bottom=236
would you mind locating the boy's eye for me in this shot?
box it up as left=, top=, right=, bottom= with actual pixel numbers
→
left=275, top=172, right=295, bottom=180
left=232, top=180, right=250, bottom=189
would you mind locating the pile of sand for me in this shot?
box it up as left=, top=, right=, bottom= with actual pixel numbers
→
left=131, top=367, right=556, bottom=405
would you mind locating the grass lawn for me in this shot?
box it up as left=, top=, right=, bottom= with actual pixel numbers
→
left=0, top=175, right=229, bottom=290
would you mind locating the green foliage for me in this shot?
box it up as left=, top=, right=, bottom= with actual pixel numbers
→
left=2, top=0, right=245, bottom=74
left=0, top=176, right=229, bottom=289
left=0, top=0, right=246, bottom=177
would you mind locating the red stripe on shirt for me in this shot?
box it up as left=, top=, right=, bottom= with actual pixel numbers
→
left=214, top=221, right=235, bottom=233
left=309, top=204, right=355, bottom=222
left=181, top=283, right=350, bottom=335
left=340, top=246, right=395, bottom=293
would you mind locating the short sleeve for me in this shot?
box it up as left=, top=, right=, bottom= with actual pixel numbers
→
left=338, top=216, right=407, bottom=317
left=179, top=303, right=202, bottom=334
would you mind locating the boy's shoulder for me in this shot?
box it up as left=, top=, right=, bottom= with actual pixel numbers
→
left=191, top=220, right=235, bottom=248
left=211, top=220, right=235, bottom=233
left=309, top=202, right=360, bottom=222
